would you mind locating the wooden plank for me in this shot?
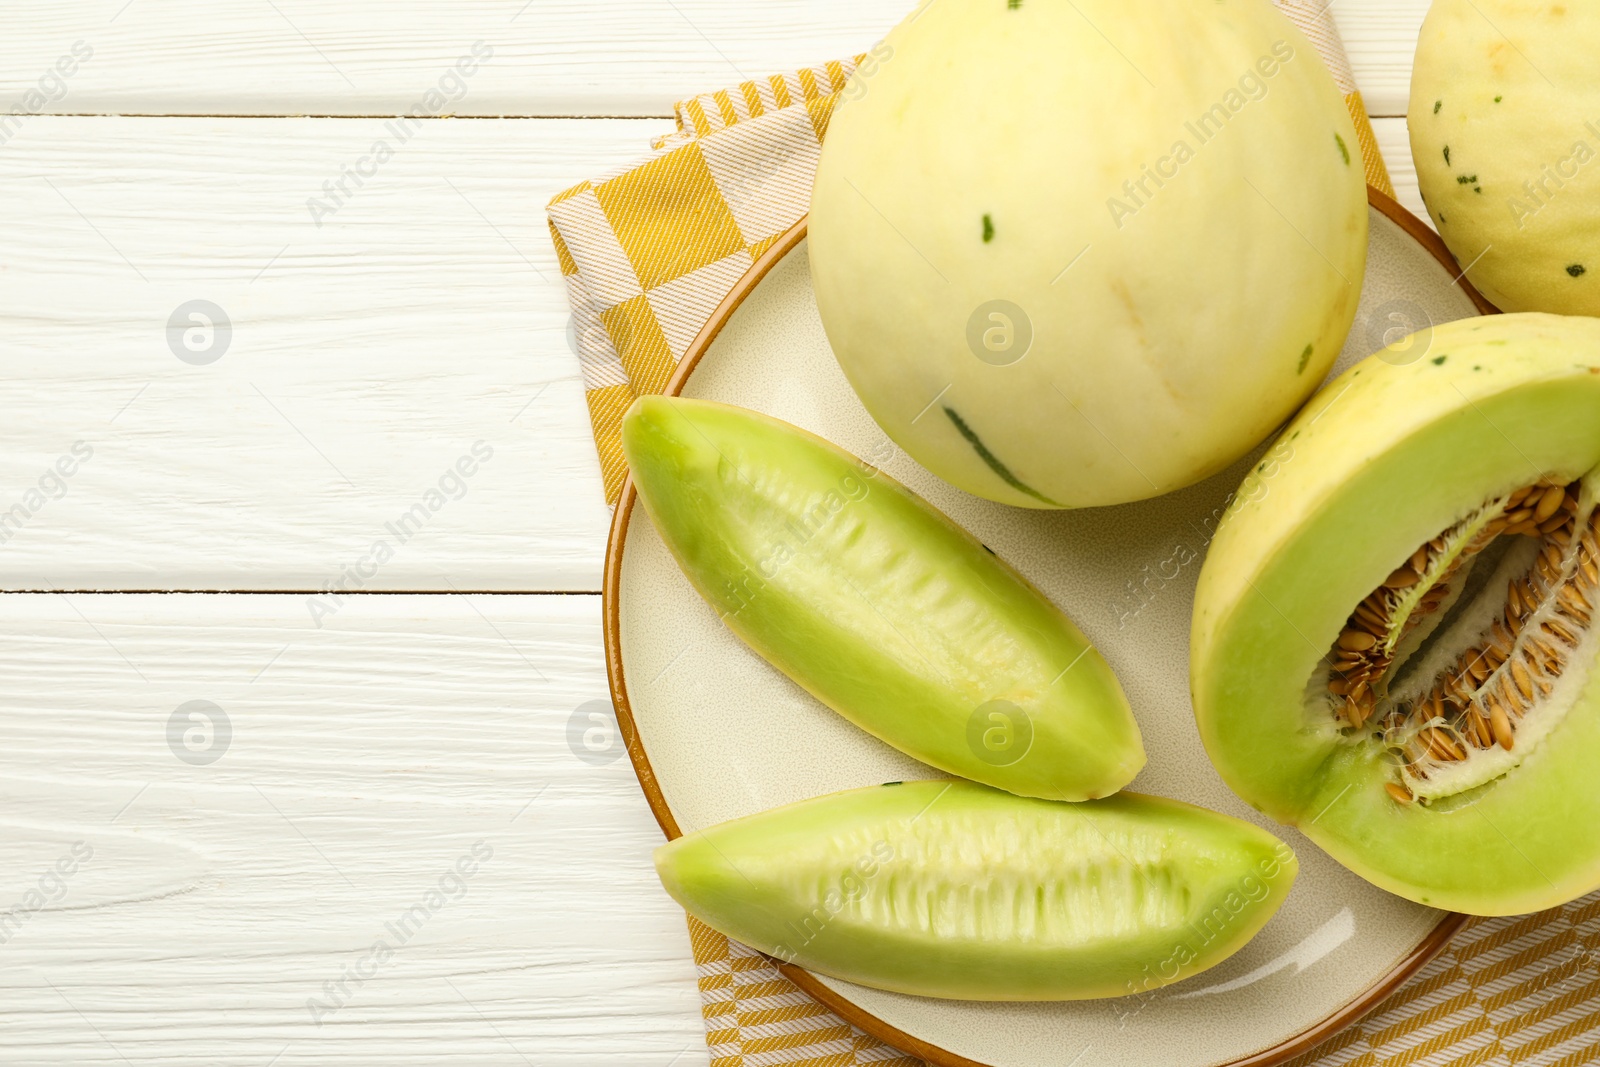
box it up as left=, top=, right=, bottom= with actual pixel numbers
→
left=0, top=115, right=1432, bottom=594
left=0, top=116, right=666, bottom=591
left=1332, top=1, right=1429, bottom=119
left=0, top=0, right=1426, bottom=118
left=0, top=592, right=704, bottom=1065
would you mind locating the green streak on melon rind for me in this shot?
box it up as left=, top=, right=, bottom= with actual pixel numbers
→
left=943, top=406, right=1062, bottom=506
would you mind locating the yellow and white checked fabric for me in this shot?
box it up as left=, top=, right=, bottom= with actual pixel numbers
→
left=548, top=5, right=1600, bottom=1066
left=687, top=915, right=923, bottom=1067
left=547, top=57, right=860, bottom=504
left=1283, top=894, right=1600, bottom=1067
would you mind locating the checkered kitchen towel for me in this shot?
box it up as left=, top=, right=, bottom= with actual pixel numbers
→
left=548, top=4, right=1600, bottom=1065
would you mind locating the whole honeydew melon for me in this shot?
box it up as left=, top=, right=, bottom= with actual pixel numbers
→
left=1192, top=313, right=1600, bottom=916
left=810, top=0, right=1368, bottom=509
left=1409, top=0, right=1600, bottom=315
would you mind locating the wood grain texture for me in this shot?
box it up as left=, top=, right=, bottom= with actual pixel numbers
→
left=1329, top=1, right=1429, bottom=119
left=0, top=592, right=703, bottom=1065
left=0, top=116, right=681, bottom=592
left=1372, top=117, right=1427, bottom=231
left=0, top=113, right=1428, bottom=597
left=0, top=0, right=1426, bottom=118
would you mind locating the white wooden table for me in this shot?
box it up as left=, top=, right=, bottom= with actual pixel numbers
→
left=0, top=4, right=1432, bottom=1063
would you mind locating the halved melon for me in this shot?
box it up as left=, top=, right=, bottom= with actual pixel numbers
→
left=1192, top=312, right=1600, bottom=915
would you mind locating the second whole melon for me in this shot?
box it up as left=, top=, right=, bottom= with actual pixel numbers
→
left=1408, top=0, right=1600, bottom=316
left=810, top=0, right=1368, bottom=509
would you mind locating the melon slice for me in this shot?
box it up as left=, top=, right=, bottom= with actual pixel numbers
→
left=657, top=781, right=1296, bottom=1001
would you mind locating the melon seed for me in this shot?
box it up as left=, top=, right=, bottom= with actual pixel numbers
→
left=1511, top=660, right=1534, bottom=700
left=1426, top=727, right=1465, bottom=761
left=1338, top=630, right=1378, bottom=652
left=1491, top=702, right=1514, bottom=750
left=1385, top=566, right=1422, bottom=589
left=1497, top=676, right=1523, bottom=715
left=1467, top=708, right=1492, bottom=748
left=1536, top=485, right=1566, bottom=522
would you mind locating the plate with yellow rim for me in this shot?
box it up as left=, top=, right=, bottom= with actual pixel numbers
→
left=604, top=187, right=1496, bottom=1067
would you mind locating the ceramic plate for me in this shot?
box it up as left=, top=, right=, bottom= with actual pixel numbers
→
left=605, top=189, right=1495, bottom=1067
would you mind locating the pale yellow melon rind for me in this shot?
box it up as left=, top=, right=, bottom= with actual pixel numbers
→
left=1408, top=0, right=1600, bottom=315
left=1194, top=313, right=1600, bottom=677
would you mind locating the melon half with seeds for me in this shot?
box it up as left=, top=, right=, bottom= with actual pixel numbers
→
left=1192, top=313, right=1600, bottom=916
left=809, top=0, right=1366, bottom=508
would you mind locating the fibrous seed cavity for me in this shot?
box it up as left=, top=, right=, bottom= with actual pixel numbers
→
left=1320, top=476, right=1600, bottom=804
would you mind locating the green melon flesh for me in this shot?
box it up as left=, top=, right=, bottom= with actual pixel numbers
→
left=623, top=396, right=1142, bottom=801
left=1409, top=0, right=1600, bottom=315
left=1192, top=313, right=1600, bottom=915
left=656, top=781, right=1296, bottom=1001
left=810, top=0, right=1366, bottom=508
